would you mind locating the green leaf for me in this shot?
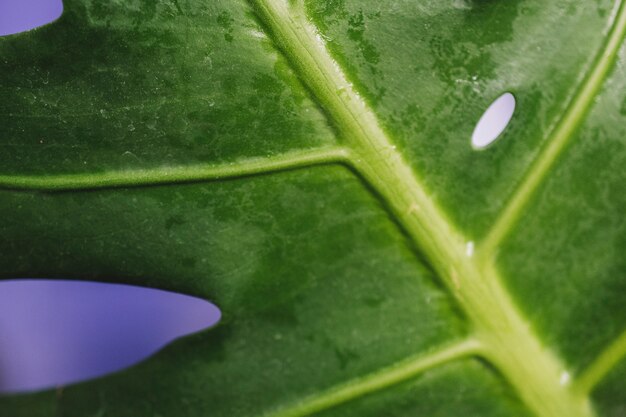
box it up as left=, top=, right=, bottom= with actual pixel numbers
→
left=1, top=0, right=625, bottom=416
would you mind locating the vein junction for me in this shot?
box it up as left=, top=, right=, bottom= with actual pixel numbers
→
left=247, top=0, right=626, bottom=416
left=1, top=0, right=625, bottom=415
left=263, top=340, right=481, bottom=417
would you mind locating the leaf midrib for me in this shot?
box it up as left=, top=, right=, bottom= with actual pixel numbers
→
left=247, top=0, right=626, bottom=416
left=2, top=1, right=625, bottom=415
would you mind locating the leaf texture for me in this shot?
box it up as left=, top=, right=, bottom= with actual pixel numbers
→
left=0, top=1, right=625, bottom=416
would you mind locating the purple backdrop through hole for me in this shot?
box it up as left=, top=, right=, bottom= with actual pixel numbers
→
left=0, top=0, right=518, bottom=396
left=0, top=280, right=221, bottom=394
left=0, top=0, right=222, bottom=395
left=0, top=0, right=63, bottom=37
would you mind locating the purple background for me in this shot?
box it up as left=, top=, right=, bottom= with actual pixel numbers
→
left=0, top=0, right=63, bottom=37
left=1, top=0, right=221, bottom=395
left=0, top=280, right=220, bottom=394
left=0, top=0, right=514, bottom=395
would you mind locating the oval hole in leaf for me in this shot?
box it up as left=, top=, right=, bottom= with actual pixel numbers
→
left=0, top=0, right=63, bottom=37
left=0, top=279, right=221, bottom=394
left=471, top=92, right=516, bottom=149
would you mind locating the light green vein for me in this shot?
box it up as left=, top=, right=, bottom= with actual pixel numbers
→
left=576, top=330, right=626, bottom=395
left=482, top=0, right=626, bottom=256
left=0, top=147, right=348, bottom=191
left=250, top=1, right=597, bottom=417
left=263, top=340, right=481, bottom=417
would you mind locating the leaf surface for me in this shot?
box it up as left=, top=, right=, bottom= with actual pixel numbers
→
left=1, top=1, right=625, bottom=416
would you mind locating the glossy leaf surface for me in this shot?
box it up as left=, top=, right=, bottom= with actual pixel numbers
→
left=0, top=1, right=625, bottom=416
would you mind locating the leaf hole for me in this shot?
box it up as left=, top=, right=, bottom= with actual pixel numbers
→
left=0, top=0, right=63, bottom=37
left=0, top=279, right=221, bottom=394
left=471, top=92, right=516, bottom=149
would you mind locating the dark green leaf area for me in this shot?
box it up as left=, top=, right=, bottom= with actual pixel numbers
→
left=593, top=360, right=626, bottom=417
left=315, top=360, right=533, bottom=417
left=305, top=0, right=614, bottom=238
left=498, top=44, right=626, bottom=369
left=0, top=360, right=533, bottom=417
left=0, top=0, right=334, bottom=176
left=0, top=166, right=466, bottom=416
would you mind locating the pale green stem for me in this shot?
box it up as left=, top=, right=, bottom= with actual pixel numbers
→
left=576, top=330, right=626, bottom=395
left=249, top=1, right=602, bottom=416
left=263, top=339, right=482, bottom=417
left=0, top=147, right=348, bottom=191
left=481, top=0, right=626, bottom=255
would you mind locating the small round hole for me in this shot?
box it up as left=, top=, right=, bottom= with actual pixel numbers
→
left=471, top=92, right=516, bottom=149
